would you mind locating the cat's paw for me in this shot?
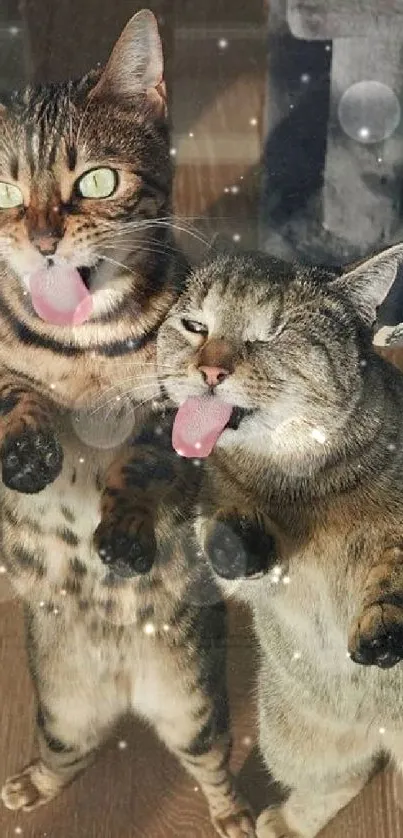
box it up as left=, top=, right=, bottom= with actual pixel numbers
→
left=1, top=760, right=63, bottom=812
left=205, top=512, right=277, bottom=580
left=348, top=601, right=403, bottom=668
left=214, top=808, right=256, bottom=837
left=256, top=808, right=302, bottom=838
left=1, top=427, right=63, bottom=493
left=94, top=515, right=157, bottom=577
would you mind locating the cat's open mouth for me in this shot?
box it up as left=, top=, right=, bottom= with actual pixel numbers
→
left=27, top=260, right=102, bottom=327
left=226, top=406, right=254, bottom=430
left=172, top=398, right=255, bottom=458
left=77, top=259, right=102, bottom=291
left=77, top=265, right=93, bottom=290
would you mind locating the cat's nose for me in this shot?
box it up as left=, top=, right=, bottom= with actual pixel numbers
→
left=34, top=235, right=58, bottom=256
left=199, top=366, right=229, bottom=387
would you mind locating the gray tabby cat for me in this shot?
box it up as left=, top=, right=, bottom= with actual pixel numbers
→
left=100, top=243, right=403, bottom=837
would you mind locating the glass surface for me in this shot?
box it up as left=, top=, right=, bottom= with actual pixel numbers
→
left=0, top=2, right=403, bottom=837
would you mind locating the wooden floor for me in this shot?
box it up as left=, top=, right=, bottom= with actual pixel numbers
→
left=0, top=572, right=403, bottom=838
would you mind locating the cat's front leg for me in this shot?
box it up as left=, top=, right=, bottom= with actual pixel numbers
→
left=94, top=417, right=201, bottom=577
left=348, top=542, right=403, bottom=668
left=0, top=371, right=62, bottom=493
left=94, top=447, right=160, bottom=577
left=201, top=507, right=278, bottom=581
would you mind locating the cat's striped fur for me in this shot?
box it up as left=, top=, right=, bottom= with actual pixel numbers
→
left=101, top=244, right=403, bottom=838
left=0, top=13, right=254, bottom=838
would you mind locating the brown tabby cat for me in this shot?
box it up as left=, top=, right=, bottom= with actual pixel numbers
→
left=0, top=12, right=254, bottom=837
left=99, top=243, right=403, bottom=838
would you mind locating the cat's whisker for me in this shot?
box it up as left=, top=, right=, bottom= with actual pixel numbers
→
left=87, top=375, right=175, bottom=409
left=95, top=229, right=171, bottom=247
left=97, top=241, right=179, bottom=260
left=163, top=225, right=209, bottom=245
left=98, top=238, right=179, bottom=256
left=88, top=379, right=159, bottom=407
left=99, top=254, right=137, bottom=277
left=93, top=388, right=165, bottom=419
left=147, top=223, right=209, bottom=248
left=100, top=398, right=150, bottom=424
left=100, top=213, right=179, bottom=228
left=87, top=365, right=178, bottom=386
left=90, top=377, right=178, bottom=416
left=100, top=216, right=209, bottom=247
left=93, top=372, right=177, bottom=399
left=87, top=378, right=175, bottom=416
left=92, top=228, right=182, bottom=254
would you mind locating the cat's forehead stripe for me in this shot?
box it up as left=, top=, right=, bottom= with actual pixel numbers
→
left=5, top=81, right=97, bottom=183
left=23, top=90, right=73, bottom=175
left=200, top=279, right=281, bottom=342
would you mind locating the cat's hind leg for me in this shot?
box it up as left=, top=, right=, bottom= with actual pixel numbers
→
left=255, top=672, right=377, bottom=837
left=134, top=601, right=256, bottom=838
left=256, top=773, right=371, bottom=838
left=2, top=607, right=126, bottom=812
left=1, top=696, right=109, bottom=812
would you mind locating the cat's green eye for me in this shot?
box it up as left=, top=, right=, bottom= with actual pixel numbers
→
left=181, top=318, right=208, bottom=336
left=0, top=182, right=23, bottom=209
left=76, top=167, right=118, bottom=199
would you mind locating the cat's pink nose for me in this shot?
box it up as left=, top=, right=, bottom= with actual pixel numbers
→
left=33, top=235, right=58, bottom=256
left=199, top=366, right=229, bottom=387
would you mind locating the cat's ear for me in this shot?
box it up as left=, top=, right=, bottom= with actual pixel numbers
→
left=89, top=10, right=166, bottom=113
left=333, top=243, right=403, bottom=324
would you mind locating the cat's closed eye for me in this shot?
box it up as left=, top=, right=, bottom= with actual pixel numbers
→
left=244, top=339, right=268, bottom=348
left=244, top=322, right=286, bottom=348
left=181, top=318, right=208, bottom=336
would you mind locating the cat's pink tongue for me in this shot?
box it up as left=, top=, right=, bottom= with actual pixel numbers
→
left=172, top=396, right=233, bottom=458
left=28, top=266, right=93, bottom=326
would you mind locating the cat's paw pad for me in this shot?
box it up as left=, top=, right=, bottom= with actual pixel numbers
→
left=215, top=809, right=256, bottom=837
left=1, top=761, right=61, bottom=812
left=256, top=808, right=301, bottom=838
left=205, top=513, right=277, bottom=580
left=349, top=601, right=403, bottom=668
left=94, top=518, right=157, bottom=577
left=1, top=428, right=63, bottom=493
